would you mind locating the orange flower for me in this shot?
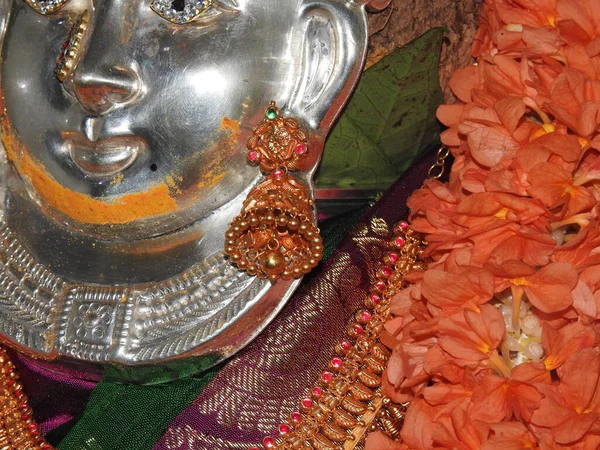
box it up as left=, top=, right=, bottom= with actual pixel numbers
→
left=470, top=363, right=550, bottom=423
left=399, top=398, right=437, bottom=450
left=364, top=432, right=409, bottom=450
left=517, top=131, right=581, bottom=173
left=552, top=220, right=600, bottom=270
left=481, top=422, right=541, bottom=450
left=431, top=400, right=489, bottom=450
left=527, top=162, right=596, bottom=219
left=531, top=348, right=600, bottom=445
left=420, top=265, right=495, bottom=311
left=542, top=69, right=600, bottom=137
left=438, top=305, right=508, bottom=376
left=542, top=321, right=597, bottom=370
left=487, top=260, right=577, bottom=317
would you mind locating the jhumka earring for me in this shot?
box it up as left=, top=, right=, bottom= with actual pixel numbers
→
left=224, top=102, right=323, bottom=282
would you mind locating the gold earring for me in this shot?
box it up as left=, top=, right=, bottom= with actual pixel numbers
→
left=224, top=102, right=323, bottom=282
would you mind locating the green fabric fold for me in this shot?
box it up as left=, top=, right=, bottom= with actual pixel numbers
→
left=58, top=369, right=218, bottom=450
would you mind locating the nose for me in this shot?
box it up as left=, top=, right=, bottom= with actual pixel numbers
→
left=71, top=66, right=141, bottom=115
left=67, top=4, right=143, bottom=115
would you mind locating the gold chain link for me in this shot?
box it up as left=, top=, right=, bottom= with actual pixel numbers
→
left=427, top=146, right=450, bottom=181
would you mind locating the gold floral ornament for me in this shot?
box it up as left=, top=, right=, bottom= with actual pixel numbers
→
left=225, top=102, right=323, bottom=282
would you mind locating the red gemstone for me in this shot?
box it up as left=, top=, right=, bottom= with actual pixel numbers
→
left=295, top=143, right=307, bottom=155
left=28, top=424, right=37, bottom=431
left=361, top=310, right=372, bottom=322
left=312, top=386, right=323, bottom=397
left=279, top=423, right=291, bottom=435
left=353, top=324, right=364, bottom=335
left=395, top=236, right=405, bottom=248
left=381, top=266, right=392, bottom=277
left=340, top=340, right=351, bottom=351
left=301, top=397, right=313, bottom=409
left=273, top=169, right=284, bottom=179
left=321, top=371, right=333, bottom=383
left=18, top=403, right=28, bottom=411
left=247, top=151, right=259, bottom=163
left=331, top=357, right=343, bottom=369
left=22, top=414, right=31, bottom=421
left=375, top=280, right=386, bottom=292
left=400, top=221, right=408, bottom=230
left=388, top=252, right=399, bottom=264
left=370, top=294, right=381, bottom=304
left=262, top=436, right=276, bottom=448
left=290, top=411, right=302, bottom=423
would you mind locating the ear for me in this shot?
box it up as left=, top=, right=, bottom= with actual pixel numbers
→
left=286, top=0, right=368, bottom=134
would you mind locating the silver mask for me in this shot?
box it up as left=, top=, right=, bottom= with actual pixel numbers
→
left=0, top=0, right=367, bottom=382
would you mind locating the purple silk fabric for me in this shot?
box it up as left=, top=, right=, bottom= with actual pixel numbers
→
left=154, top=154, right=435, bottom=450
left=10, top=350, right=97, bottom=435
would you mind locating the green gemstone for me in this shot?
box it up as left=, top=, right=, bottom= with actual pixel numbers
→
left=266, top=108, right=277, bottom=120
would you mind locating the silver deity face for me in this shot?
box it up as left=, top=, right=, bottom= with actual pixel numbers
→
left=3, top=0, right=316, bottom=236
left=0, top=0, right=367, bottom=379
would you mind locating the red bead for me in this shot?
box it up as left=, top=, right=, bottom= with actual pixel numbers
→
left=41, top=445, right=52, bottom=450
left=273, top=169, right=284, bottom=179
left=28, top=424, right=37, bottom=431
left=295, top=143, right=307, bottom=155
left=247, top=151, right=259, bottom=163
left=263, top=436, right=276, bottom=448
left=360, top=310, right=372, bottom=322
left=375, top=280, right=386, bottom=292
left=395, top=236, right=405, bottom=248
left=7, top=379, right=14, bottom=387
left=321, top=371, right=333, bottom=383
left=400, top=221, right=408, bottom=230
left=340, top=340, right=351, bottom=351
left=353, top=324, right=364, bottom=335
left=18, top=403, right=28, bottom=410
left=279, top=423, right=291, bottom=435
left=301, top=397, right=313, bottom=409
left=22, top=414, right=31, bottom=421
left=388, top=252, right=399, bottom=264
left=370, top=294, right=381, bottom=304
left=312, top=386, right=323, bottom=397
left=381, top=266, right=392, bottom=277
left=290, top=411, right=302, bottom=423
left=331, top=357, right=343, bottom=369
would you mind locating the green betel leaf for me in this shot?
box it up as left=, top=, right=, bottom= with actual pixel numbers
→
left=315, top=28, right=445, bottom=189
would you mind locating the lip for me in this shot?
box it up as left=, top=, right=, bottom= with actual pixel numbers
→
left=62, top=132, right=147, bottom=180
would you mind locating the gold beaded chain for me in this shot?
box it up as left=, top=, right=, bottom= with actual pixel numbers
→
left=249, top=147, right=448, bottom=450
left=0, top=346, right=54, bottom=450
left=249, top=224, right=427, bottom=450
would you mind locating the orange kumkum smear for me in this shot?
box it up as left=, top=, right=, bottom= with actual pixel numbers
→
left=2, top=126, right=178, bottom=225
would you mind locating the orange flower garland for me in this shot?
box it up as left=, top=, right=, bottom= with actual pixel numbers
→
left=372, top=0, right=600, bottom=449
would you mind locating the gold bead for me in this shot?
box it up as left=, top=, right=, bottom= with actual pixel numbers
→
left=288, top=218, right=299, bottom=230
left=264, top=251, right=284, bottom=270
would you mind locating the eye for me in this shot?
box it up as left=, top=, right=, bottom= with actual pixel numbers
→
left=24, top=0, right=70, bottom=15
left=150, top=0, right=214, bottom=24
